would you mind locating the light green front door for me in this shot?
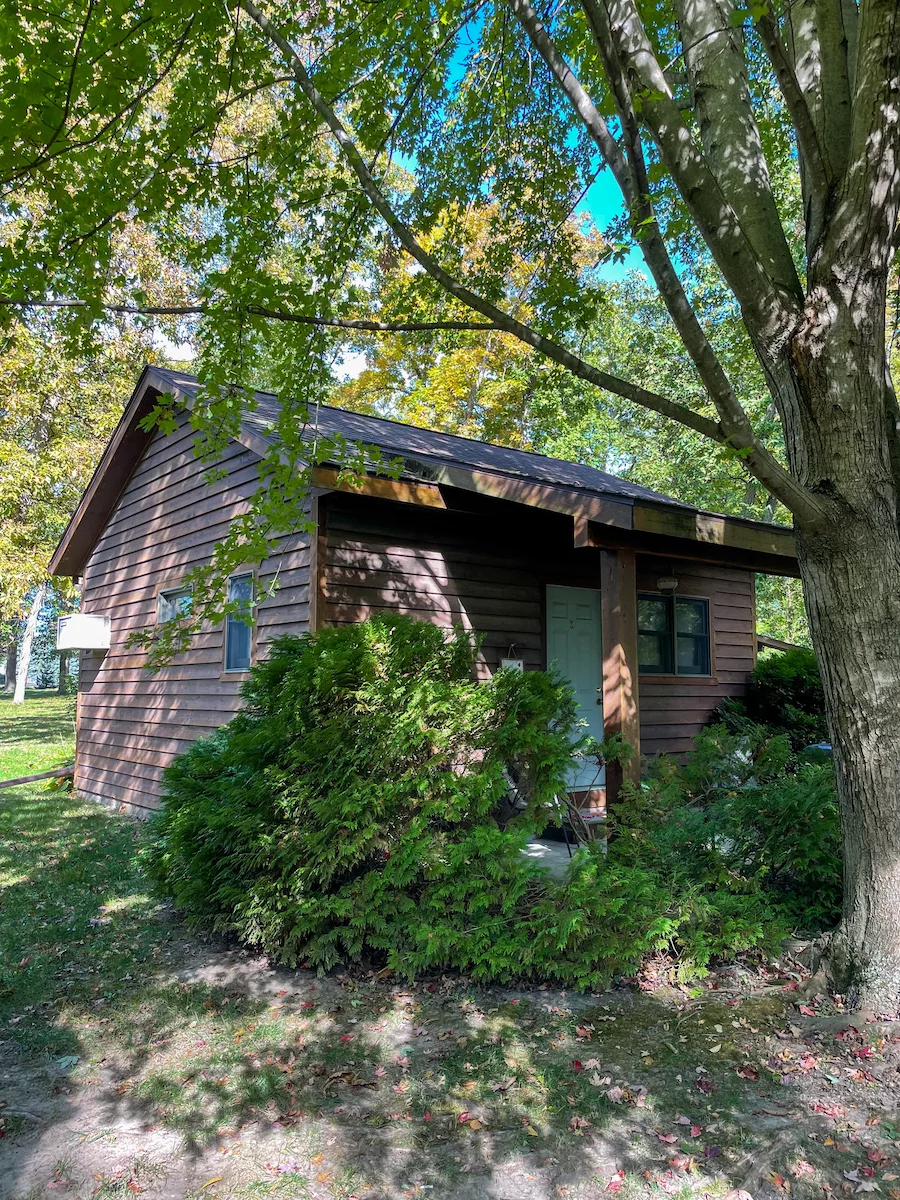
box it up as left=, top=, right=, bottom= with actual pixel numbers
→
left=546, top=585, right=604, bottom=790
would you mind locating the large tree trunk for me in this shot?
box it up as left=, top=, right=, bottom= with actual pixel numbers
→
left=798, top=519, right=900, bottom=1014
left=786, top=256, right=900, bottom=1013
left=13, top=583, right=46, bottom=705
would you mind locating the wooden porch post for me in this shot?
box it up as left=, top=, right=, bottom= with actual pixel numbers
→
left=600, top=548, right=641, bottom=802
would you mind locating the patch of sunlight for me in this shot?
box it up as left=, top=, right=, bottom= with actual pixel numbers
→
left=101, top=892, right=153, bottom=913
left=1, top=874, right=31, bottom=888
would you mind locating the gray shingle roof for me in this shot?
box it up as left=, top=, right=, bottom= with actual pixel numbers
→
left=156, top=367, right=695, bottom=512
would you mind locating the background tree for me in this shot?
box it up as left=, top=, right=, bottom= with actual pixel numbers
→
left=0, top=319, right=174, bottom=698
left=0, top=0, right=897, bottom=1005
left=328, top=229, right=806, bottom=641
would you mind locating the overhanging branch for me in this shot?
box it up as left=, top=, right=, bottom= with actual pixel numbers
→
left=233, top=0, right=734, bottom=445
left=0, top=297, right=496, bottom=333
left=0, top=292, right=718, bottom=439
left=506, top=0, right=827, bottom=528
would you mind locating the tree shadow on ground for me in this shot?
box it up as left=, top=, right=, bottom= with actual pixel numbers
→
left=0, top=693, right=76, bottom=755
left=2, top=790, right=897, bottom=1200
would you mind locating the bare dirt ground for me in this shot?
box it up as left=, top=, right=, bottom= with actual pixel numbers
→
left=5, top=936, right=900, bottom=1200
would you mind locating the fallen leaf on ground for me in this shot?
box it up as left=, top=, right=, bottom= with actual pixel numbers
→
left=766, top=1172, right=790, bottom=1191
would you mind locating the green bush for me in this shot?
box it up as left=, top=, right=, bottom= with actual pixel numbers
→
left=148, top=616, right=584, bottom=979
left=149, top=619, right=840, bottom=988
left=611, top=722, right=841, bottom=947
left=719, top=646, right=827, bottom=749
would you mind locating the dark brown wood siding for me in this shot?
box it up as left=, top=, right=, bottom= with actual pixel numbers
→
left=323, top=493, right=595, bottom=677
left=77, top=468, right=758, bottom=814
left=635, top=555, right=756, bottom=757
left=77, top=413, right=311, bottom=814
left=324, top=495, right=756, bottom=759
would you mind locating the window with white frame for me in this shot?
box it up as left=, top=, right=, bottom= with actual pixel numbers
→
left=224, top=572, right=254, bottom=671
left=157, top=585, right=193, bottom=624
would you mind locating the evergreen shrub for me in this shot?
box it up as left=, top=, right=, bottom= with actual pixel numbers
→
left=719, top=646, right=827, bottom=749
left=149, top=617, right=840, bottom=987
left=613, top=723, right=841, bottom=946
left=148, top=616, right=586, bottom=979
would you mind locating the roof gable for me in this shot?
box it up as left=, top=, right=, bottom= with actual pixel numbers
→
left=50, top=365, right=797, bottom=577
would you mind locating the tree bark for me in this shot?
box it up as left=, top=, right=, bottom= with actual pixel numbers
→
left=13, top=583, right=46, bottom=705
left=798, top=514, right=900, bottom=1013
left=57, top=649, right=69, bottom=694
left=785, top=240, right=900, bottom=1010
left=3, top=641, right=16, bottom=693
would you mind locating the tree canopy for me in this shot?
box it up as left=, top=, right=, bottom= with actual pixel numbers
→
left=0, top=322, right=168, bottom=627
left=3, top=0, right=900, bottom=1005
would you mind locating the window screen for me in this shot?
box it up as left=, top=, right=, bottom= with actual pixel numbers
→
left=224, top=573, right=253, bottom=671
left=637, top=594, right=711, bottom=676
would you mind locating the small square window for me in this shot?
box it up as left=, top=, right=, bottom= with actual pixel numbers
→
left=224, top=573, right=254, bottom=672
left=158, top=585, right=192, bottom=623
left=637, top=593, right=711, bottom=676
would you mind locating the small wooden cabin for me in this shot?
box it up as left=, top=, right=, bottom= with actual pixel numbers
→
left=50, top=366, right=799, bottom=817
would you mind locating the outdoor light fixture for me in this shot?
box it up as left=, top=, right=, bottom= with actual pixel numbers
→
left=656, top=575, right=679, bottom=592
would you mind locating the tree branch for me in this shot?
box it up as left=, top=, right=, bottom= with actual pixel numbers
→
left=756, top=10, right=830, bottom=255
left=233, top=0, right=743, bottom=447
left=0, top=297, right=497, bottom=332
left=40, top=0, right=96, bottom=160
left=506, top=0, right=826, bottom=526
left=592, top=0, right=803, bottom=345
left=815, top=0, right=855, bottom=179
left=671, top=0, right=801, bottom=295
left=816, top=0, right=900, bottom=283
left=1, top=17, right=197, bottom=191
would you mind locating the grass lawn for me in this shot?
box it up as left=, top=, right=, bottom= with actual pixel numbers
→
left=0, top=691, right=76, bottom=780
left=2, top=694, right=900, bottom=1200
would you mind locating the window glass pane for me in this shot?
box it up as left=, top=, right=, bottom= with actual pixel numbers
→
left=638, top=633, right=666, bottom=671
left=675, top=598, right=707, bottom=634
left=675, top=598, right=710, bottom=675
left=158, top=587, right=192, bottom=623
left=677, top=635, right=709, bottom=674
left=228, top=574, right=253, bottom=606
left=225, top=618, right=252, bottom=671
left=638, top=596, right=669, bottom=633
left=225, top=574, right=253, bottom=671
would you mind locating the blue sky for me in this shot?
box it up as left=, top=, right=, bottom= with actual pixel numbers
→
left=578, top=168, right=644, bottom=281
